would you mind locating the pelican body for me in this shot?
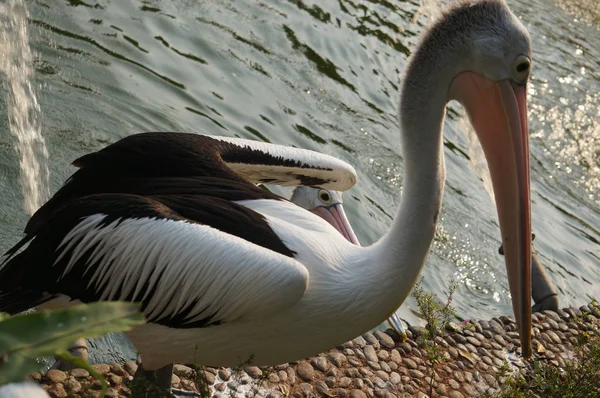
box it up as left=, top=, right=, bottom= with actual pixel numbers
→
left=0, top=0, right=533, bottom=384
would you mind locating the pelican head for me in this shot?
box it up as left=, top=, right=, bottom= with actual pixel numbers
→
left=411, top=0, right=532, bottom=357
left=291, top=186, right=359, bottom=244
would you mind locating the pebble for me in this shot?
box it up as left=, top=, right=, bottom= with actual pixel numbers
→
left=46, top=370, right=67, bottom=384
left=47, top=383, right=68, bottom=398
left=449, top=391, right=464, bottom=398
left=448, top=379, right=460, bottom=389
left=364, top=345, right=379, bottom=362
left=403, top=358, right=418, bottom=369
left=311, top=356, right=330, bottom=372
left=123, top=360, right=137, bottom=376
left=390, top=349, right=402, bottom=363
left=350, top=390, right=367, bottom=398
left=339, top=377, right=352, bottom=388
left=377, top=350, right=390, bottom=361
left=364, top=332, right=380, bottom=349
left=299, top=382, right=313, bottom=395
left=374, top=330, right=395, bottom=349
left=390, top=371, right=401, bottom=384
left=408, top=369, right=424, bottom=378
left=91, top=364, right=110, bottom=375
left=329, top=351, right=347, bottom=367
left=296, top=362, right=314, bottom=382
left=315, top=380, right=330, bottom=395
left=173, top=364, right=194, bottom=377
left=218, top=368, right=231, bottom=381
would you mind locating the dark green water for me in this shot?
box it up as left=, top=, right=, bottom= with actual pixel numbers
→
left=0, top=0, right=598, bottom=363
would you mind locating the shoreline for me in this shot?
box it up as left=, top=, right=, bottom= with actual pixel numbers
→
left=28, top=301, right=600, bottom=398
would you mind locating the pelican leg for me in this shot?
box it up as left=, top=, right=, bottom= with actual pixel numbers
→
left=131, top=362, right=200, bottom=398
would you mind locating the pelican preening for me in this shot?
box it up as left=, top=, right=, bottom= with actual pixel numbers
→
left=0, top=0, right=532, bottom=396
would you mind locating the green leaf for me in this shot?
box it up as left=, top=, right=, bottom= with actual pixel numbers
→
left=57, top=351, right=108, bottom=396
left=0, top=301, right=145, bottom=385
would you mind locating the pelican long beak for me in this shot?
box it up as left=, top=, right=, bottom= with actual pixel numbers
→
left=312, top=205, right=360, bottom=245
left=450, top=72, right=532, bottom=358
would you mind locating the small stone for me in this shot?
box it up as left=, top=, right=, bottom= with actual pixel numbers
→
left=463, top=383, right=477, bottom=396
left=268, top=373, right=280, bottom=383
left=315, top=380, right=330, bottom=395
left=367, top=360, right=381, bottom=370
left=409, top=325, right=425, bottom=338
left=277, top=370, right=288, bottom=382
left=326, top=367, right=339, bottom=378
left=379, top=361, right=391, bottom=373
left=108, top=374, right=122, bottom=386
left=108, top=363, right=126, bottom=376
left=45, top=384, right=67, bottom=398
left=217, top=368, right=230, bottom=381
left=437, top=384, right=448, bottom=395
left=91, top=364, right=110, bottom=375
left=374, top=330, right=395, bottom=349
left=353, top=336, right=367, bottom=347
left=311, top=356, right=330, bottom=372
left=328, top=352, right=347, bottom=367
left=545, top=330, right=562, bottom=344
left=375, top=370, right=389, bottom=382
left=245, top=366, right=263, bottom=379
left=105, top=388, right=118, bottom=398
left=171, top=373, right=180, bottom=387
left=173, top=364, right=194, bottom=377
left=29, top=372, right=42, bottom=382
left=403, top=357, right=418, bottom=369
left=337, top=388, right=350, bottom=397
left=467, top=336, right=482, bottom=347
left=449, top=391, right=464, bottom=398
left=390, top=349, right=402, bottom=363
left=69, top=368, right=89, bottom=379
left=377, top=350, right=390, bottom=361
left=215, top=382, right=226, bottom=391
left=340, top=377, right=352, bottom=388
left=359, top=367, right=374, bottom=377
left=346, top=368, right=360, bottom=378
left=373, top=376, right=386, bottom=388
left=363, top=345, right=378, bottom=362
left=355, top=348, right=366, bottom=359
left=286, top=367, right=297, bottom=384
left=349, top=358, right=361, bottom=367
left=299, top=382, right=313, bottom=395
left=454, top=334, right=467, bottom=344
left=354, top=378, right=364, bottom=389
left=123, top=360, right=138, bottom=376
left=408, top=369, right=424, bottom=378
left=363, top=332, right=380, bottom=349
left=448, top=378, right=460, bottom=389
left=389, top=371, right=401, bottom=384
left=454, top=371, right=465, bottom=383
left=350, top=390, right=367, bottom=398
left=46, top=369, right=68, bottom=384
left=296, top=361, right=314, bottom=381
left=65, top=378, right=82, bottom=394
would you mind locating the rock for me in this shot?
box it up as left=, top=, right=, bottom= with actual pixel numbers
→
left=363, top=345, right=378, bottom=362
left=108, top=363, right=126, bottom=376
left=173, top=364, right=194, bottom=377
left=123, top=360, right=138, bottom=376
left=328, top=351, right=347, bottom=367
left=105, top=388, right=118, bottom=398
left=91, top=364, right=111, bottom=375
left=108, top=374, right=122, bottom=386
left=350, top=390, right=367, bottom=398
left=337, top=388, right=350, bottom=397
left=367, top=360, right=381, bottom=370
left=454, top=334, right=467, bottom=344
left=463, top=383, right=477, bottom=396
left=390, top=349, right=402, bottom=364
left=218, top=368, right=231, bottom=381
left=65, top=377, right=82, bottom=394
left=340, top=377, right=352, bottom=388
left=268, top=373, right=280, bottom=383
left=47, top=384, right=68, bottom=398
left=355, top=348, right=366, bottom=359
left=203, top=370, right=216, bottom=384
left=349, top=358, right=361, bottom=367
left=354, top=378, right=364, bottom=389
left=29, top=372, right=42, bottom=382
left=311, top=356, right=330, bottom=372
left=353, top=336, right=367, bottom=347
left=299, top=382, right=313, bottom=396
left=171, top=373, right=180, bottom=387
left=215, top=382, right=226, bottom=392
left=449, top=391, right=464, bottom=398
left=377, top=350, right=390, bottom=361
left=296, top=362, right=314, bottom=381
left=408, top=369, right=424, bottom=378
left=363, top=332, right=380, bottom=349
left=316, top=380, right=330, bottom=395
left=69, top=368, right=89, bottom=379
left=359, top=367, right=374, bottom=377
left=46, top=369, right=67, bottom=384
left=403, top=357, right=418, bottom=369
left=467, top=336, right=482, bottom=347
left=245, top=366, right=263, bottom=379
left=436, top=384, right=448, bottom=395
left=379, top=361, right=391, bottom=373
left=277, top=370, right=288, bottom=382
left=374, top=330, right=395, bottom=349
left=448, top=378, right=460, bottom=389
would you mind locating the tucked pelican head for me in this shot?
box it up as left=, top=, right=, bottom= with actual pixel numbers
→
left=291, top=186, right=359, bottom=245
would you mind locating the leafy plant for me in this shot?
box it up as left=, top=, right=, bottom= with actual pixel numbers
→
left=411, top=277, right=458, bottom=396
left=0, top=301, right=145, bottom=393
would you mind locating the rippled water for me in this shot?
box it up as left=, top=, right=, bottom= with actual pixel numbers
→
left=0, top=0, right=598, bottom=360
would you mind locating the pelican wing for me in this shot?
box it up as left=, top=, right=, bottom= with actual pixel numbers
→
left=0, top=194, right=308, bottom=327
left=26, top=132, right=356, bottom=234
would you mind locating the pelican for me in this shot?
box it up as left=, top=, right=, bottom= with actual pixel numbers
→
left=0, top=0, right=532, bottom=395
left=290, top=186, right=407, bottom=339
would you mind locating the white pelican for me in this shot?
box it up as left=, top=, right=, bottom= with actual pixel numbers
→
left=290, top=186, right=407, bottom=339
left=0, top=0, right=533, bottom=395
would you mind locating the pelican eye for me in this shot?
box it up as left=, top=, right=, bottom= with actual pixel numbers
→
left=512, top=54, right=531, bottom=81
left=318, top=189, right=332, bottom=205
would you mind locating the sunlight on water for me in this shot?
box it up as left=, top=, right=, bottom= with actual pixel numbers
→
left=0, top=0, right=49, bottom=216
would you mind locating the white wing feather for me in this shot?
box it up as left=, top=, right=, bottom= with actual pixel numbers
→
left=54, top=214, right=309, bottom=325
